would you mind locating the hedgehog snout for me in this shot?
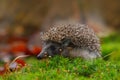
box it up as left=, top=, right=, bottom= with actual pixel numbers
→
left=37, top=54, right=43, bottom=59
left=37, top=51, right=49, bottom=59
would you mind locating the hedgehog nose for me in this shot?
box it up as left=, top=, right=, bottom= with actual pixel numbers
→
left=37, top=55, right=42, bottom=59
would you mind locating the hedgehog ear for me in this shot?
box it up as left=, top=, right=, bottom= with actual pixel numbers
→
left=61, top=38, right=71, bottom=47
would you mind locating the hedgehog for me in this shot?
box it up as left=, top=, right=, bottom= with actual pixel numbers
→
left=37, top=22, right=101, bottom=60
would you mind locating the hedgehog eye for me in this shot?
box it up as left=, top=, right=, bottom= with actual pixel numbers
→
left=59, top=48, right=62, bottom=52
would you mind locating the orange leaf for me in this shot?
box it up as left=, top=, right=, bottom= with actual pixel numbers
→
left=15, top=59, right=26, bottom=67
left=28, top=45, right=42, bottom=55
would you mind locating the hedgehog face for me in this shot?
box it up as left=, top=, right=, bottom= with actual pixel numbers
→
left=37, top=38, right=75, bottom=59
left=37, top=41, right=63, bottom=59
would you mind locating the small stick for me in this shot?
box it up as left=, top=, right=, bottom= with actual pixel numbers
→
left=10, top=55, right=29, bottom=64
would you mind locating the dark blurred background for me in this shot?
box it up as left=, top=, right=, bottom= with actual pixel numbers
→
left=0, top=0, right=120, bottom=36
left=0, top=0, right=120, bottom=62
